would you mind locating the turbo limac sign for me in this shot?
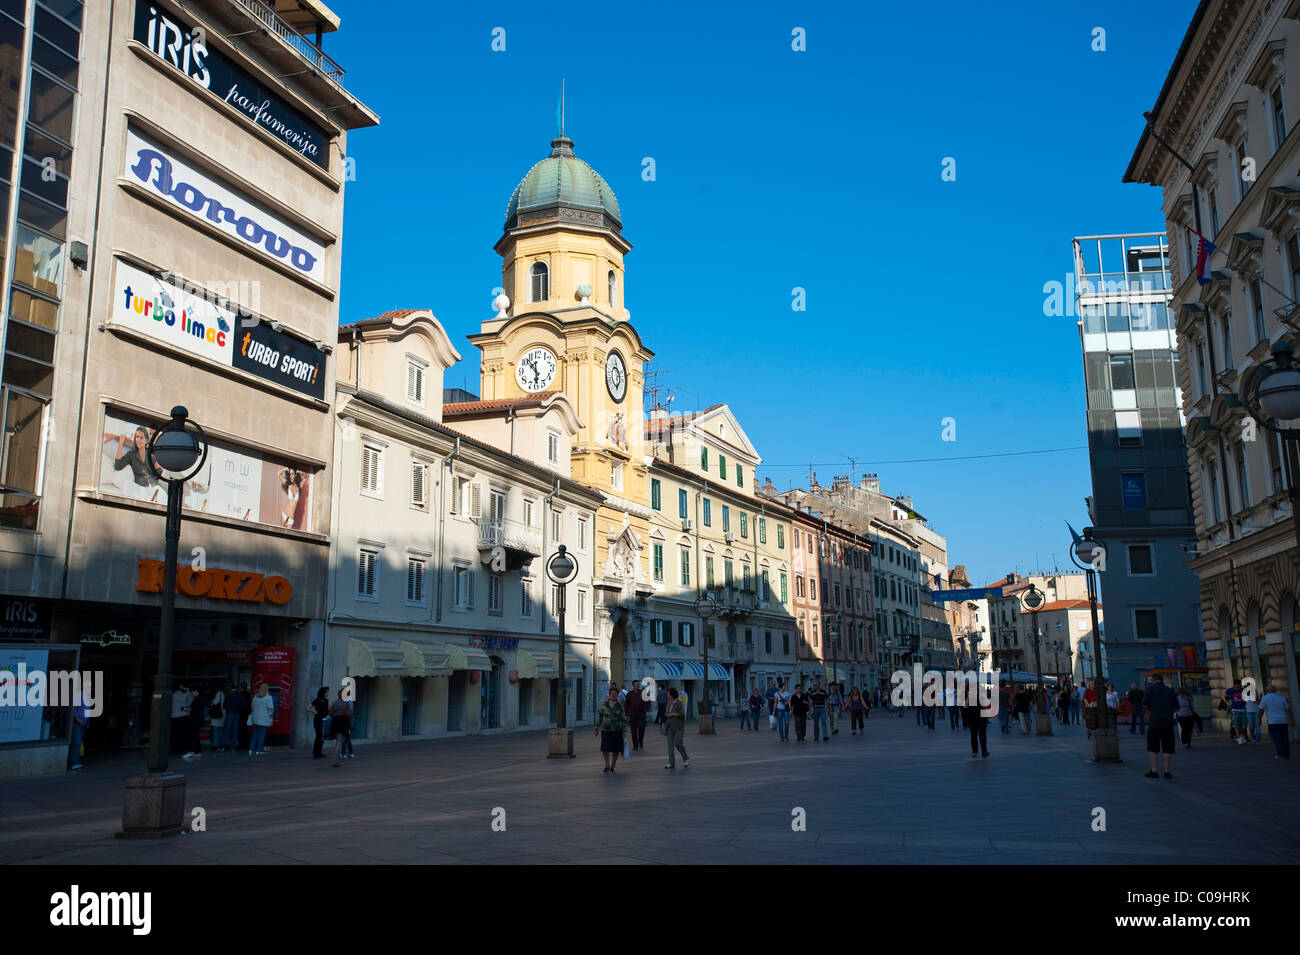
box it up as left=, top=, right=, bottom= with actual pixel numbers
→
left=112, top=258, right=237, bottom=366
left=123, top=127, right=327, bottom=283
left=134, top=1, right=330, bottom=168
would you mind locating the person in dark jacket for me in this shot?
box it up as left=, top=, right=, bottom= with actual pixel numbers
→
left=308, top=686, right=329, bottom=759
left=329, top=689, right=353, bottom=767
left=625, top=679, right=648, bottom=750
left=1141, top=675, right=1179, bottom=779
left=791, top=686, right=810, bottom=741
left=236, top=683, right=253, bottom=751
left=182, top=686, right=207, bottom=759
left=1014, top=688, right=1032, bottom=735
left=1127, top=683, right=1146, bottom=734
left=655, top=685, right=668, bottom=725
left=963, top=699, right=989, bottom=758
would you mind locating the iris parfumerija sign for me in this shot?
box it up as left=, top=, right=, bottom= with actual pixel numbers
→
left=134, top=0, right=329, bottom=168
left=123, top=127, right=327, bottom=283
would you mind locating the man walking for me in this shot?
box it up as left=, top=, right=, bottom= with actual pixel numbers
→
left=1127, top=683, right=1146, bottom=735
left=170, top=682, right=190, bottom=755
left=946, top=685, right=959, bottom=729
left=221, top=683, right=244, bottom=752
left=655, top=683, right=667, bottom=726
left=625, top=678, right=648, bottom=750
left=998, top=682, right=1013, bottom=734
left=1070, top=684, right=1082, bottom=725
left=1258, top=684, right=1294, bottom=758
left=808, top=681, right=830, bottom=742
left=827, top=682, right=843, bottom=736
left=1244, top=690, right=1261, bottom=745
left=68, top=685, right=91, bottom=772
left=963, top=698, right=989, bottom=758
left=1141, top=673, right=1179, bottom=778
left=766, top=679, right=777, bottom=729
left=773, top=682, right=790, bottom=741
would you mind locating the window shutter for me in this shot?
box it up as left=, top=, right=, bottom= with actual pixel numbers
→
left=468, top=569, right=475, bottom=607
left=470, top=483, right=481, bottom=519
left=411, top=464, right=425, bottom=506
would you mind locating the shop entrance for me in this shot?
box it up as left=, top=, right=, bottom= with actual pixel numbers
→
left=448, top=671, right=466, bottom=731
left=401, top=677, right=422, bottom=735
left=481, top=658, right=502, bottom=729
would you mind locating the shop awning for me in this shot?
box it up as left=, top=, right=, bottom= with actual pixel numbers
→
left=652, top=660, right=683, bottom=679
left=681, top=662, right=730, bottom=680
left=444, top=643, right=492, bottom=672
left=516, top=648, right=541, bottom=679
left=347, top=637, right=410, bottom=677
left=536, top=653, right=585, bottom=676
left=708, top=663, right=729, bottom=680
left=400, top=640, right=452, bottom=677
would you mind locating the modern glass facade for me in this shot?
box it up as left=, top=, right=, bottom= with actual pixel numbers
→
left=0, top=0, right=81, bottom=530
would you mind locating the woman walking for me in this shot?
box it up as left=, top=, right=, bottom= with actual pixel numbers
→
left=664, top=687, right=689, bottom=769
left=328, top=689, right=353, bottom=766
left=248, top=683, right=275, bottom=755
left=596, top=687, right=628, bottom=774
left=308, top=686, right=329, bottom=759
left=791, top=685, right=809, bottom=742
left=1175, top=687, right=1196, bottom=748
left=963, top=698, right=989, bottom=758
left=847, top=687, right=866, bottom=735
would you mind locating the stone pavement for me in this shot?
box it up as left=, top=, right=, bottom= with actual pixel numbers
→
left=1, top=711, right=1296, bottom=865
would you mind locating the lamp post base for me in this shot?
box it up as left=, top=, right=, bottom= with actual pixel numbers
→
left=1034, top=713, right=1054, bottom=736
left=1089, top=727, right=1122, bottom=762
left=697, top=714, right=715, bottom=734
left=117, top=772, right=186, bottom=839
left=546, top=728, right=574, bottom=758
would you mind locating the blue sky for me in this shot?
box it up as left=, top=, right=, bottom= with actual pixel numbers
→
left=326, top=0, right=1193, bottom=586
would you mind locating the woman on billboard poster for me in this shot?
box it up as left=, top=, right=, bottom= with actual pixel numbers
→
left=276, top=467, right=309, bottom=529
left=103, top=425, right=161, bottom=499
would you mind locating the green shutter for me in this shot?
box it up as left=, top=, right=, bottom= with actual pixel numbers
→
left=701, top=446, right=708, bottom=470
left=736, top=465, right=743, bottom=488
left=777, top=525, right=785, bottom=549
left=653, top=543, right=664, bottom=581
left=703, top=499, right=711, bottom=526
left=651, top=478, right=661, bottom=510
left=678, top=488, right=688, bottom=519
left=719, top=455, right=726, bottom=481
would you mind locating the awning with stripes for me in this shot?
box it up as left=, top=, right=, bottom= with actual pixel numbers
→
left=652, top=661, right=683, bottom=679
left=682, top=662, right=732, bottom=680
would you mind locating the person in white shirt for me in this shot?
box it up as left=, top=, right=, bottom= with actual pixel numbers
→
left=1244, top=691, right=1261, bottom=744
left=1258, top=685, right=1294, bottom=759
left=773, top=683, right=790, bottom=742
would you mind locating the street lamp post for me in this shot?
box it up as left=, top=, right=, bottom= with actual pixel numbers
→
left=695, top=592, right=716, bottom=733
left=1241, top=342, right=1300, bottom=557
left=120, top=406, right=207, bottom=839
left=999, top=624, right=1015, bottom=697
left=1069, top=525, right=1120, bottom=762
left=546, top=544, right=578, bottom=758
left=1021, top=584, right=1052, bottom=736
left=827, top=612, right=840, bottom=689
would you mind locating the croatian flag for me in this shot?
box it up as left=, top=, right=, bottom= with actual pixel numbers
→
left=1194, top=232, right=1216, bottom=285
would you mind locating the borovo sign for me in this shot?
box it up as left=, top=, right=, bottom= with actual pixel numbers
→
left=136, top=558, right=293, bottom=604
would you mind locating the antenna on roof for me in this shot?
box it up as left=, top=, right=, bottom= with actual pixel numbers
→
left=843, top=455, right=859, bottom=485
left=561, top=78, right=565, bottom=137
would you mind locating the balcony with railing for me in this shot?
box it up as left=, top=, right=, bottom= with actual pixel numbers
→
left=476, top=519, right=542, bottom=570
left=706, top=585, right=758, bottom=618
left=203, top=0, right=378, bottom=128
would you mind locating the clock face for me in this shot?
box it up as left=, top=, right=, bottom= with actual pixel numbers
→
left=605, top=349, right=628, bottom=403
left=516, top=346, right=557, bottom=393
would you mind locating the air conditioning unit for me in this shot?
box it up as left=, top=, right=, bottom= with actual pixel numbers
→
left=681, top=518, right=694, bottom=531
left=724, top=532, right=736, bottom=543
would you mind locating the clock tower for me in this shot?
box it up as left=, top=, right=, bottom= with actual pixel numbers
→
left=468, top=135, right=656, bottom=680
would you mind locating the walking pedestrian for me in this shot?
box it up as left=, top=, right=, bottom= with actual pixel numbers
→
left=1105, top=684, right=1121, bottom=729
left=827, top=682, right=843, bottom=736
left=1083, top=680, right=1098, bottom=737
left=1259, top=684, right=1294, bottom=758
left=1069, top=685, right=1081, bottom=725
left=1245, top=691, right=1261, bottom=745
left=847, top=687, right=866, bottom=735
left=308, top=686, right=329, bottom=759
left=170, top=682, right=190, bottom=755
left=625, top=679, right=648, bottom=749
left=1014, top=687, right=1032, bottom=735
left=1127, top=683, right=1145, bottom=735
left=68, top=685, right=91, bottom=771
left=946, top=686, right=959, bottom=729
left=791, top=685, right=809, bottom=742
left=655, top=684, right=667, bottom=726
left=248, top=683, right=275, bottom=756
left=1224, top=679, right=1248, bottom=743
left=1174, top=687, right=1196, bottom=748
left=773, top=682, right=790, bottom=741
left=328, top=689, right=352, bottom=766
left=739, top=686, right=754, bottom=731
left=1141, top=674, right=1179, bottom=778
left=963, top=698, right=989, bottom=758
left=808, top=681, right=829, bottom=742
left=596, top=686, right=628, bottom=773
left=236, top=683, right=252, bottom=751
left=766, top=679, right=777, bottom=728
left=206, top=684, right=225, bottom=752
left=663, top=687, right=689, bottom=769
left=748, top=687, right=765, bottom=731
left=998, top=683, right=1012, bottom=734
left=221, top=683, right=243, bottom=752
left=182, top=685, right=207, bottom=759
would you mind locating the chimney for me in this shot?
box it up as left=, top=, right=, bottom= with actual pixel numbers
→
left=649, top=406, right=668, bottom=420
left=860, top=472, right=880, bottom=493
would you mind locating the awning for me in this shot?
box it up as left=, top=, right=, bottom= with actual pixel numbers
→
left=516, top=648, right=541, bottom=679
left=347, top=637, right=411, bottom=677
left=682, top=662, right=730, bottom=680
left=652, top=660, right=683, bottom=679
left=400, top=639, right=452, bottom=677
left=537, top=652, right=584, bottom=676
left=708, top=663, right=729, bottom=681
left=444, top=643, right=492, bottom=672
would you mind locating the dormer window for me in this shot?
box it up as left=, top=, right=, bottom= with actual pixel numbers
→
left=607, top=270, right=616, bottom=307
left=529, top=261, right=549, bottom=302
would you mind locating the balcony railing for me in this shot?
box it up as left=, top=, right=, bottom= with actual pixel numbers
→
left=706, top=585, right=757, bottom=617
left=476, top=519, right=542, bottom=557
left=230, top=0, right=346, bottom=82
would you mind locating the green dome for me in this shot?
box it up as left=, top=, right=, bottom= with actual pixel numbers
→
left=505, top=137, right=622, bottom=232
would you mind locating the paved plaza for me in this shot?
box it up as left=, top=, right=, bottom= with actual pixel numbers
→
left=1, top=713, right=1296, bottom=865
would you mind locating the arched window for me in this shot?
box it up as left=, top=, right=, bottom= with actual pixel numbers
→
left=529, top=262, right=549, bottom=303
left=607, top=269, right=616, bottom=306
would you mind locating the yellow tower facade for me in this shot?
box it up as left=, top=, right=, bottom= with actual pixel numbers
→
left=468, top=137, right=656, bottom=640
